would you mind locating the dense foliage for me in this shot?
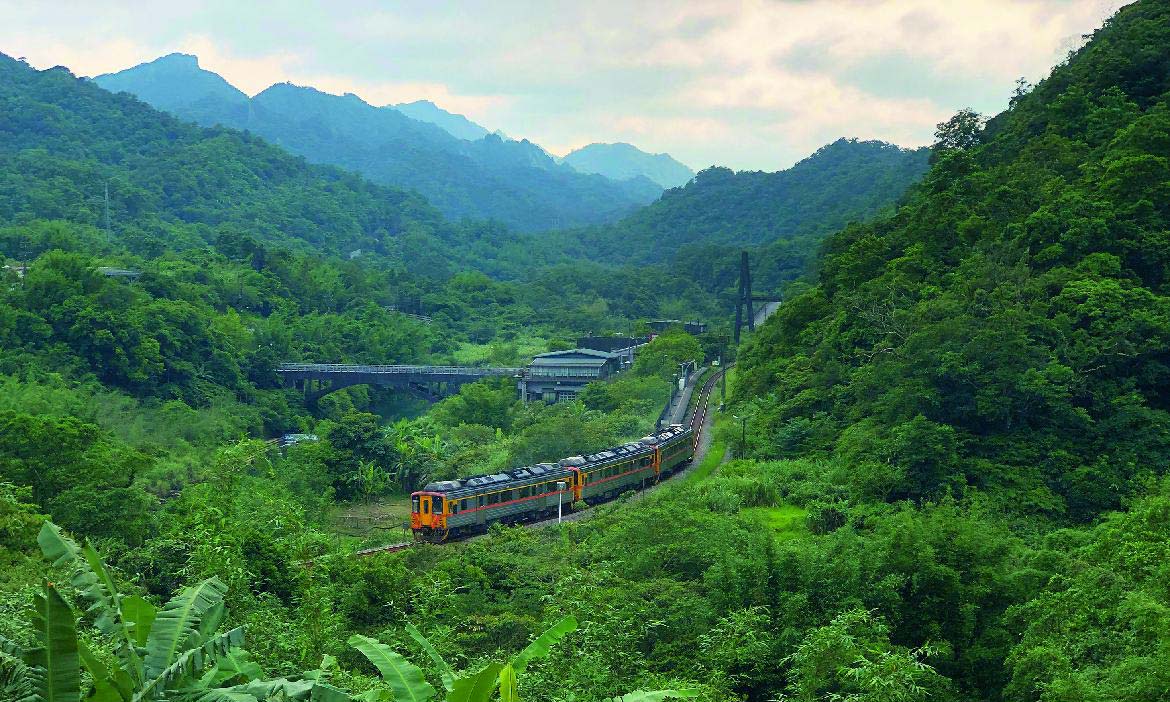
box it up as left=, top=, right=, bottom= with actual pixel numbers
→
left=731, top=1, right=1170, bottom=698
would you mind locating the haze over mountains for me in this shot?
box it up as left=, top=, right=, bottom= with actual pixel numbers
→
left=93, top=54, right=687, bottom=232
left=562, top=143, right=695, bottom=189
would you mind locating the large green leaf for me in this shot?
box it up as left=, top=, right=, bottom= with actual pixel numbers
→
left=37, top=524, right=142, bottom=683
left=447, top=663, right=504, bottom=702
left=196, top=602, right=226, bottom=646
left=186, top=676, right=348, bottom=702
left=1, top=635, right=25, bottom=658
left=24, top=584, right=80, bottom=702
left=308, top=681, right=352, bottom=702
left=496, top=664, right=517, bottom=702
left=135, top=627, right=243, bottom=702
left=347, top=636, right=435, bottom=702
left=197, top=648, right=264, bottom=688
left=509, top=615, right=577, bottom=674
left=608, top=690, right=699, bottom=702
left=403, top=625, right=454, bottom=692
left=144, top=578, right=227, bottom=681
left=121, top=597, right=157, bottom=649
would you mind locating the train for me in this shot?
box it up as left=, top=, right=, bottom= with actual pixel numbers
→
left=410, top=423, right=696, bottom=541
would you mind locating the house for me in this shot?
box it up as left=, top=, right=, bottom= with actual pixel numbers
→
left=517, top=349, right=622, bottom=403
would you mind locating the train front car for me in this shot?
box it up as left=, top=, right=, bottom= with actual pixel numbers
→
left=410, top=485, right=454, bottom=542
left=411, top=464, right=579, bottom=541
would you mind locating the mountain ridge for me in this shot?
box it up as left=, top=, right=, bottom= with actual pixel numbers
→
left=93, top=54, right=665, bottom=231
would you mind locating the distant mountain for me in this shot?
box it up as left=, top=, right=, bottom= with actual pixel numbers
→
left=0, top=52, right=531, bottom=278
left=563, top=142, right=695, bottom=189
left=93, top=55, right=659, bottom=232
left=91, top=53, right=249, bottom=126
left=394, top=99, right=490, bottom=141
left=548, top=138, right=931, bottom=290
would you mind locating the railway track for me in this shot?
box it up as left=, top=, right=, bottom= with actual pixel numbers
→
left=341, top=366, right=727, bottom=559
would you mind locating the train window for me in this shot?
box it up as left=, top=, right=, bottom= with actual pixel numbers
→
left=422, top=499, right=429, bottom=514
left=450, top=501, right=459, bottom=514
left=487, top=493, right=498, bottom=505
left=432, top=497, right=442, bottom=514
left=461, top=499, right=469, bottom=510
left=641, top=457, right=650, bottom=466
left=478, top=495, right=485, bottom=507
left=411, top=496, right=419, bottom=512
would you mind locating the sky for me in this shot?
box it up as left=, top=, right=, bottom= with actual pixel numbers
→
left=0, top=0, right=1123, bottom=172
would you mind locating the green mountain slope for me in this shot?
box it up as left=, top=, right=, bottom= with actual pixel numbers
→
left=737, top=0, right=1170, bottom=518
left=93, top=55, right=661, bottom=232
left=732, top=3, right=1170, bottom=695
left=551, top=138, right=930, bottom=293
left=0, top=52, right=551, bottom=278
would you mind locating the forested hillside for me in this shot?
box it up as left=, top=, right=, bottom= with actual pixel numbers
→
left=95, top=55, right=661, bottom=232
left=730, top=0, right=1170, bottom=698
left=550, top=138, right=931, bottom=293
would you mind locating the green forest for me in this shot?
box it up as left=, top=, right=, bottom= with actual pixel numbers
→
left=4, top=1, right=1170, bottom=701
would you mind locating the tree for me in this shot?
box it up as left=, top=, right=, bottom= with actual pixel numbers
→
left=783, top=609, right=949, bottom=702
left=931, top=109, right=984, bottom=153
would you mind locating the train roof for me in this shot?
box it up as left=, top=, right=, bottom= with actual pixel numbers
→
left=418, top=424, right=692, bottom=496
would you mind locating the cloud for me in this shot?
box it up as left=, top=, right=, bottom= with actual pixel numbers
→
left=165, top=35, right=508, bottom=121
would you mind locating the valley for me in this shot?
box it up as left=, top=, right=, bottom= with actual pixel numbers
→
left=2, top=2, right=1170, bottom=702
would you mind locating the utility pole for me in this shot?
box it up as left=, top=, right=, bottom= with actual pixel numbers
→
left=557, top=481, right=567, bottom=523
left=733, top=414, right=747, bottom=458
left=720, top=335, right=728, bottom=402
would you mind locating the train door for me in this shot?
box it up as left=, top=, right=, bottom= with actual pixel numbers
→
left=411, top=493, right=444, bottom=529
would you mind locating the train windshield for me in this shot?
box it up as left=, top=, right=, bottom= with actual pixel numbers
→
left=411, top=495, right=419, bottom=513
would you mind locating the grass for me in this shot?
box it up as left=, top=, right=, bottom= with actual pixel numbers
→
left=741, top=505, right=807, bottom=540
left=685, top=413, right=729, bottom=484
left=450, top=334, right=550, bottom=366
left=328, top=494, right=414, bottom=542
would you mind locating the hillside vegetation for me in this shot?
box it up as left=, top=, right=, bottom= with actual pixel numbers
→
left=730, top=1, right=1170, bottom=698
left=550, top=138, right=931, bottom=294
